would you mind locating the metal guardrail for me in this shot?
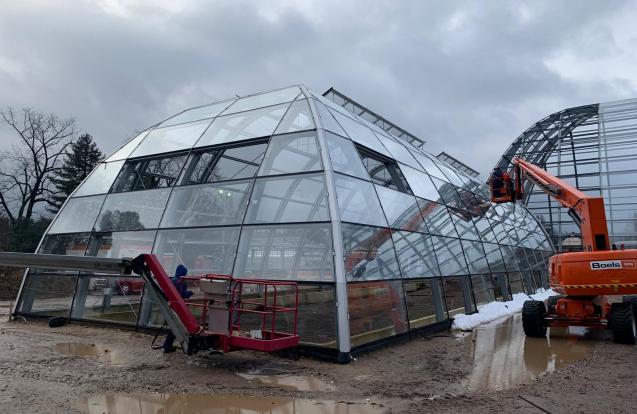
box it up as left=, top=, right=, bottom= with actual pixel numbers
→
left=0, top=252, right=132, bottom=275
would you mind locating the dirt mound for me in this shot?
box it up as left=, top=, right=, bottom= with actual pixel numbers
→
left=0, top=267, right=23, bottom=300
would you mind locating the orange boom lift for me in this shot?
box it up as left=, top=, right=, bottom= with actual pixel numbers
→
left=489, top=158, right=637, bottom=344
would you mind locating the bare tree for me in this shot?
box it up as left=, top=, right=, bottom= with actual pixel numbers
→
left=0, top=107, right=75, bottom=225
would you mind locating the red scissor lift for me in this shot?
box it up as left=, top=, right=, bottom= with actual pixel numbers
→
left=182, top=274, right=300, bottom=353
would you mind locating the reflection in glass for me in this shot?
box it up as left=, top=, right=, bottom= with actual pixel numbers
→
left=48, top=195, right=105, bottom=234
left=460, top=239, right=490, bottom=274
left=223, top=86, right=301, bottom=114
left=342, top=223, right=401, bottom=281
left=96, top=189, right=170, bottom=232
left=112, top=153, right=186, bottom=193
left=74, top=161, right=125, bottom=197
left=329, top=109, right=390, bottom=156
left=443, top=276, right=475, bottom=316
left=181, top=142, right=267, bottom=185
left=404, top=278, right=447, bottom=328
left=375, top=186, right=427, bottom=232
left=233, top=223, right=334, bottom=282
left=105, top=130, right=150, bottom=162
left=132, top=120, right=211, bottom=157
left=392, top=230, right=440, bottom=277
left=195, top=104, right=288, bottom=147
left=245, top=174, right=329, bottom=223
left=324, top=132, right=369, bottom=179
left=420, top=201, right=458, bottom=237
left=314, top=100, right=348, bottom=136
left=431, top=236, right=469, bottom=275
left=400, top=165, right=439, bottom=201
left=38, top=233, right=91, bottom=255
left=274, top=99, right=315, bottom=134
left=334, top=174, right=387, bottom=227
left=154, top=227, right=240, bottom=276
left=158, top=100, right=233, bottom=128
left=161, top=181, right=252, bottom=228
left=86, top=230, right=156, bottom=258
left=258, top=132, right=322, bottom=176
left=348, top=280, right=408, bottom=347
left=379, top=137, right=421, bottom=169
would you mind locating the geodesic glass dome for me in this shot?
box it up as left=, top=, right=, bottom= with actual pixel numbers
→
left=15, top=85, right=553, bottom=358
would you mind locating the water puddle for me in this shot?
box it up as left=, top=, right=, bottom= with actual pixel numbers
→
left=462, top=313, right=599, bottom=391
left=237, top=373, right=336, bottom=392
left=77, top=393, right=384, bottom=413
left=55, top=343, right=126, bottom=366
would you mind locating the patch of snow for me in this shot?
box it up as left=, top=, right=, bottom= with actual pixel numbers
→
left=452, top=288, right=555, bottom=331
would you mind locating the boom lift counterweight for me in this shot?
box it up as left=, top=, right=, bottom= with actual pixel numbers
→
left=490, top=158, right=637, bottom=344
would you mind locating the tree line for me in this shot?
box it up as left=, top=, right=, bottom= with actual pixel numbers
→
left=0, top=107, right=103, bottom=252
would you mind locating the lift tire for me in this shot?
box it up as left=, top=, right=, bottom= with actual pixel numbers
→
left=609, top=303, right=636, bottom=345
left=522, top=300, right=547, bottom=338
left=623, top=296, right=637, bottom=315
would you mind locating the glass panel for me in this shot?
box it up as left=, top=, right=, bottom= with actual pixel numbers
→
left=329, top=109, right=390, bottom=156
left=245, top=174, right=329, bottom=224
left=392, top=231, right=440, bottom=277
left=38, top=233, right=91, bottom=255
left=430, top=176, right=458, bottom=205
left=274, top=99, right=315, bottom=134
left=443, top=276, right=476, bottom=316
left=158, top=100, right=233, bottom=128
left=48, top=195, right=105, bottom=234
left=334, top=174, right=387, bottom=227
left=508, top=272, right=525, bottom=294
left=258, top=132, right=322, bottom=176
left=70, top=274, right=142, bottom=325
left=17, top=272, right=77, bottom=316
left=314, top=100, right=347, bottom=136
left=359, top=150, right=410, bottom=192
left=154, top=227, right=240, bottom=276
left=160, top=181, right=252, bottom=228
left=448, top=208, right=480, bottom=241
left=296, top=284, right=337, bottom=348
left=195, top=103, right=288, bottom=147
left=233, top=223, right=334, bottom=282
left=431, top=236, right=469, bottom=275
left=96, top=189, right=170, bottom=232
left=411, top=151, right=447, bottom=179
left=86, top=231, right=156, bottom=258
left=342, top=223, right=401, bottom=281
left=105, top=130, right=150, bottom=162
left=483, top=242, right=506, bottom=273
left=223, top=87, right=301, bottom=114
left=324, top=131, right=369, bottom=179
left=131, top=120, right=210, bottom=157
left=460, top=239, right=490, bottom=274
left=375, top=186, right=427, bottom=232
left=74, top=161, right=125, bottom=197
left=348, top=280, right=408, bottom=347
left=379, top=137, right=421, bottom=169
left=471, top=274, right=495, bottom=305
left=181, top=141, right=267, bottom=184
left=420, top=201, right=458, bottom=237
left=404, top=278, right=447, bottom=329
left=400, top=165, right=439, bottom=201
left=112, top=154, right=187, bottom=193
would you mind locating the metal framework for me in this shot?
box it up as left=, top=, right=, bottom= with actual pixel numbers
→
left=494, top=98, right=637, bottom=251
left=322, top=87, right=426, bottom=149
left=436, top=152, right=480, bottom=178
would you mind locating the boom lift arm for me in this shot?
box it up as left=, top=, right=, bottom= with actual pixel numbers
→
left=488, top=158, right=637, bottom=345
left=490, top=157, right=609, bottom=252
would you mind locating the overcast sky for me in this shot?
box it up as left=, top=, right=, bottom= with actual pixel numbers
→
left=1, top=0, right=636, bottom=176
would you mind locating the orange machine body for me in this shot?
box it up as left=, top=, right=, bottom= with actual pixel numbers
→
left=550, top=250, right=637, bottom=296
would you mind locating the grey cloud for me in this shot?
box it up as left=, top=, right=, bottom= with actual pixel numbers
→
left=0, top=0, right=635, bottom=176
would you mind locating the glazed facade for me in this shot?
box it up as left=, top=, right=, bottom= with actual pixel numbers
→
left=16, top=85, right=553, bottom=355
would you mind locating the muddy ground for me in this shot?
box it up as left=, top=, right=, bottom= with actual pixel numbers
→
left=0, top=305, right=635, bottom=413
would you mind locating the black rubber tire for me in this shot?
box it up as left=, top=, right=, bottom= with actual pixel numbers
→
left=48, top=317, right=66, bottom=328
left=623, top=296, right=637, bottom=316
left=609, top=302, right=636, bottom=345
left=522, top=300, right=547, bottom=338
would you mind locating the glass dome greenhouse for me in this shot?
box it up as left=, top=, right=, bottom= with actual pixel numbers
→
left=15, top=85, right=554, bottom=360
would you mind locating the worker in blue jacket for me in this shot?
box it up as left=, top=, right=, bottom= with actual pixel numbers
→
left=163, top=264, right=193, bottom=353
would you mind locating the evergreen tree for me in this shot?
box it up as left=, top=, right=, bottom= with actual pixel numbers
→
left=49, top=133, right=103, bottom=212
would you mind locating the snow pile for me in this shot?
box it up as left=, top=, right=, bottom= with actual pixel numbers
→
left=452, top=288, right=555, bottom=331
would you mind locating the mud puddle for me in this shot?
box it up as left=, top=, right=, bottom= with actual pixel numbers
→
left=462, top=314, right=599, bottom=391
left=237, top=373, right=336, bottom=391
left=55, top=342, right=126, bottom=366
left=77, top=393, right=385, bottom=413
